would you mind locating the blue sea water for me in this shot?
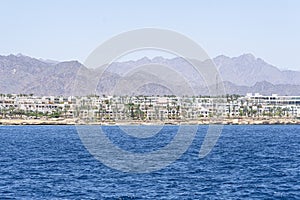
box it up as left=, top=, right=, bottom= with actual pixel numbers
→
left=0, top=125, right=299, bottom=199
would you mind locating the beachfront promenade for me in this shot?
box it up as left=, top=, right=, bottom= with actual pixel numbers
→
left=0, top=93, right=299, bottom=125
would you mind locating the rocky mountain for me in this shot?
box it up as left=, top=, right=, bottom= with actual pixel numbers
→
left=0, top=53, right=299, bottom=96
left=0, top=54, right=91, bottom=95
left=221, top=81, right=300, bottom=96
left=214, top=54, right=300, bottom=86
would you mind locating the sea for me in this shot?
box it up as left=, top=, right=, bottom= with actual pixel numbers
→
left=0, top=125, right=299, bottom=199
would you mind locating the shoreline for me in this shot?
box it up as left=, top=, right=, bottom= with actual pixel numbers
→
left=0, top=118, right=299, bottom=126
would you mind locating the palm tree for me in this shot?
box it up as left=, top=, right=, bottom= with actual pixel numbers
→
left=144, top=105, right=148, bottom=120
left=176, top=105, right=180, bottom=119
left=130, top=106, right=134, bottom=120
left=282, top=107, right=290, bottom=118
left=275, top=107, right=283, bottom=117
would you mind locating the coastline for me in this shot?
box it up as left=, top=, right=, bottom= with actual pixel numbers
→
left=0, top=118, right=299, bottom=126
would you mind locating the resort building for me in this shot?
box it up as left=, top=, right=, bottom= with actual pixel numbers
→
left=0, top=93, right=299, bottom=120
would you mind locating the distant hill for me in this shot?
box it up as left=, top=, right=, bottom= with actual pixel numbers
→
left=214, top=54, right=300, bottom=86
left=0, top=53, right=299, bottom=96
left=0, top=54, right=90, bottom=95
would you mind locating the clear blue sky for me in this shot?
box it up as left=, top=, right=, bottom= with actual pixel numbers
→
left=0, top=0, right=299, bottom=70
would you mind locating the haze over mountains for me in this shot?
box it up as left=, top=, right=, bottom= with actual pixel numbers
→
left=0, top=53, right=299, bottom=96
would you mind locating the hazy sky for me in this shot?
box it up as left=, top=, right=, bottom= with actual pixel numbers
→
left=0, top=0, right=299, bottom=70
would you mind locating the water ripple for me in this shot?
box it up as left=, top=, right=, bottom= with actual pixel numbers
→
left=0, top=125, right=299, bottom=199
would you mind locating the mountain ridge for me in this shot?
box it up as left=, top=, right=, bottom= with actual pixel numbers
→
left=0, top=53, right=299, bottom=96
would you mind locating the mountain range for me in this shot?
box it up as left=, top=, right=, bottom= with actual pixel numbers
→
left=0, top=53, right=299, bottom=96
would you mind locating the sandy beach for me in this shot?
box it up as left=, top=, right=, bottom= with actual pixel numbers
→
left=0, top=117, right=299, bottom=125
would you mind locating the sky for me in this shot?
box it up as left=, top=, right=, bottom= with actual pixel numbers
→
left=0, top=0, right=299, bottom=70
